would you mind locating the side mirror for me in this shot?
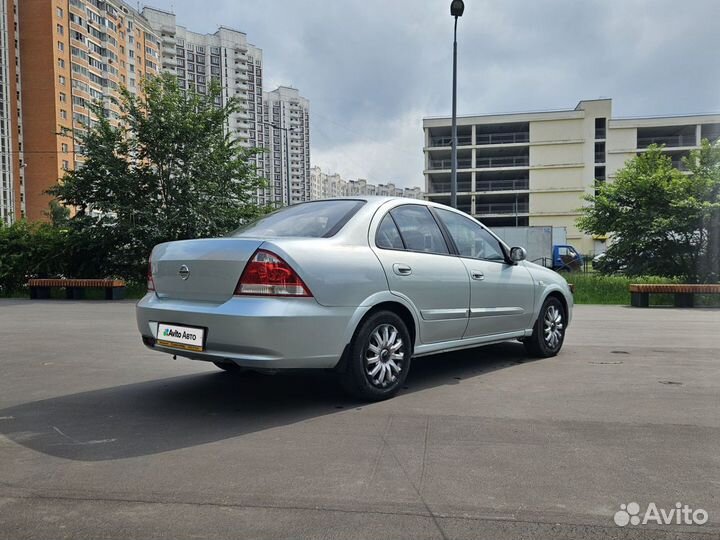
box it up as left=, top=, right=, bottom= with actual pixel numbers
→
left=510, top=246, right=527, bottom=263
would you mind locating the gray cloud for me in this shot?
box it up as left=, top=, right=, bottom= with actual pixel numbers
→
left=144, top=0, right=720, bottom=187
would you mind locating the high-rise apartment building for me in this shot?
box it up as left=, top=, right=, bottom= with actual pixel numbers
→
left=309, top=166, right=423, bottom=200
left=0, top=0, right=23, bottom=224
left=423, top=99, right=720, bottom=253
left=19, top=0, right=160, bottom=221
left=141, top=7, right=269, bottom=204
left=263, top=86, right=310, bottom=205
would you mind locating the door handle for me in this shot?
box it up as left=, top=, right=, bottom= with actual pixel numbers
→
left=393, top=263, right=412, bottom=276
left=471, top=270, right=485, bottom=281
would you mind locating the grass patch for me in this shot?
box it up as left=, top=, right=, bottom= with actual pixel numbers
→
left=570, top=274, right=720, bottom=306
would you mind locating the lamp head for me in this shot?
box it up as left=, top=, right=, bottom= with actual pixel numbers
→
left=450, top=0, right=465, bottom=17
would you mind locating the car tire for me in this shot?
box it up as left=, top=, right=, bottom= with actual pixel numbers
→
left=524, top=296, right=566, bottom=358
left=339, top=311, right=412, bottom=401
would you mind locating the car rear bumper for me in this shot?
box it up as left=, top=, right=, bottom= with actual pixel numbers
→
left=136, top=293, right=362, bottom=369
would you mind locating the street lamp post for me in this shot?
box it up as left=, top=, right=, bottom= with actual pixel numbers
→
left=262, top=122, right=295, bottom=206
left=450, top=0, right=464, bottom=209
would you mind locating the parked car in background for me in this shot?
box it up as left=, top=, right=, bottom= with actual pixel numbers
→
left=136, top=198, right=573, bottom=401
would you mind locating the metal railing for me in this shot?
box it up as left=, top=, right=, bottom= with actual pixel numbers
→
left=475, top=202, right=529, bottom=215
left=427, top=182, right=472, bottom=193
left=475, top=178, right=529, bottom=191
left=428, top=158, right=473, bottom=170
left=476, top=132, right=529, bottom=145
left=476, top=155, right=529, bottom=168
left=429, top=135, right=472, bottom=147
left=637, top=135, right=696, bottom=148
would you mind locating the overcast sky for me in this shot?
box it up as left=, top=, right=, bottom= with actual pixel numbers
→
left=144, top=0, right=720, bottom=188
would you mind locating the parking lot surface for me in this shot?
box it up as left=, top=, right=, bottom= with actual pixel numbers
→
left=0, top=300, right=718, bottom=539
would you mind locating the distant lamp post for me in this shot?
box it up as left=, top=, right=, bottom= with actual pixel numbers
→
left=262, top=121, right=295, bottom=206
left=450, top=0, right=464, bottom=209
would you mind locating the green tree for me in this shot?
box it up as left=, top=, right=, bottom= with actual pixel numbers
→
left=683, top=140, right=720, bottom=282
left=49, top=74, right=267, bottom=281
left=578, top=143, right=720, bottom=281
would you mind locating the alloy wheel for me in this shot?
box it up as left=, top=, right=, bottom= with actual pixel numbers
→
left=543, top=304, right=564, bottom=349
left=364, top=323, right=404, bottom=388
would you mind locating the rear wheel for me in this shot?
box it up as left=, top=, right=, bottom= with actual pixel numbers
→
left=524, top=296, right=566, bottom=358
left=339, top=311, right=411, bottom=401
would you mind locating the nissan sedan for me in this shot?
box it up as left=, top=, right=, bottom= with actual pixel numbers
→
left=137, top=197, right=573, bottom=400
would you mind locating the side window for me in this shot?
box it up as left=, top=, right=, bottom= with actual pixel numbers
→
left=375, top=214, right=404, bottom=250
left=390, top=205, right=449, bottom=255
left=434, top=208, right=506, bottom=262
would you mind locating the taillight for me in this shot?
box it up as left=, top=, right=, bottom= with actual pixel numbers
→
left=235, top=249, right=312, bottom=297
left=147, top=257, right=155, bottom=291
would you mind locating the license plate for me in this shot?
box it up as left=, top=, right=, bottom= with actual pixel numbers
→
left=156, top=323, right=205, bottom=352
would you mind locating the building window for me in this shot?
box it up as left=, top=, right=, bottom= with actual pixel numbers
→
left=59, top=92, right=67, bottom=103
left=595, top=118, right=607, bottom=139
left=61, top=143, right=69, bottom=153
left=594, top=142, right=605, bottom=164
left=58, top=58, right=65, bottom=68
left=58, top=41, right=64, bottom=52
left=57, top=7, right=63, bottom=17
left=59, top=75, right=66, bottom=85
left=56, top=24, right=64, bottom=35
left=59, top=110, right=67, bottom=120
left=62, top=160, right=70, bottom=170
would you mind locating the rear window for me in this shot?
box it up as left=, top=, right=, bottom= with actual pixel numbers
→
left=232, top=200, right=365, bottom=238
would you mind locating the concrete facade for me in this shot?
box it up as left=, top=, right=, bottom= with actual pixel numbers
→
left=263, top=86, right=310, bottom=205
left=141, top=7, right=270, bottom=205
left=423, top=99, right=720, bottom=254
left=309, top=166, right=423, bottom=201
left=0, top=0, right=24, bottom=224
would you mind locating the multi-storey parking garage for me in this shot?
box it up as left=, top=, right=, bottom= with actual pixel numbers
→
left=424, top=99, right=720, bottom=253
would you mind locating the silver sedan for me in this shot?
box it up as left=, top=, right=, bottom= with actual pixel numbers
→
left=137, top=197, right=573, bottom=400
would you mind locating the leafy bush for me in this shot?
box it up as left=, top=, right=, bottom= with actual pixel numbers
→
left=0, top=221, right=69, bottom=295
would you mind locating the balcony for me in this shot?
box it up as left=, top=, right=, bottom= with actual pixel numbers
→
left=475, top=132, right=528, bottom=145
left=429, top=135, right=472, bottom=147
left=637, top=134, right=697, bottom=148
left=475, top=202, right=529, bottom=215
left=476, top=155, right=528, bottom=168
left=475, top=178, right=529, bottom=192
left=427, top=181, right=472, bottom=193
left=428, top=158, right=472, bottom=170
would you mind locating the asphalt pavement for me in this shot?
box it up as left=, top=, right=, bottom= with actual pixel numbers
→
left=0, top=299, right=718, bottom=539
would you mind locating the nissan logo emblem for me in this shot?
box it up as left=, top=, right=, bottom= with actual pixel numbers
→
left=178, top=265, right=190, bottom=280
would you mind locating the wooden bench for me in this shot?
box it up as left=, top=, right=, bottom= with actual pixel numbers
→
left=28, top=278, right=126, bottom=300
left=629, top=283, right=720, bottom=308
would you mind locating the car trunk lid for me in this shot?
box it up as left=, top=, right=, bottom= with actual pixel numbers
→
left=151, top=238, right=263, bottom=302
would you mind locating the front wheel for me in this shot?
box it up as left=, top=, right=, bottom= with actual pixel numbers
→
left=524, top=296, right=566, bottom=357
left=339, top=311, right=412, bottom=401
